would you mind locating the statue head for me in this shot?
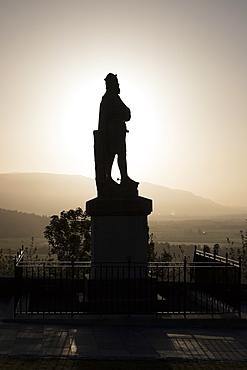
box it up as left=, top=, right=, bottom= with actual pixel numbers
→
left=105, top=73, right=120, bottom=94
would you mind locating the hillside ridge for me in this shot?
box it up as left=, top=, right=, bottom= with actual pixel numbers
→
left=0, top=172, right=246, bottom=219
left=0, top=208, right=49, bottom=238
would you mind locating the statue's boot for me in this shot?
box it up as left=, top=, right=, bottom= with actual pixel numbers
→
left=107, top=177, right=119, bottom=187
left=121, top=176, right=139, bottom=186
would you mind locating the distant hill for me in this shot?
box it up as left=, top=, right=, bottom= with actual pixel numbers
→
left=0, top=208, right=49, bottom=238
left=0, top=173, right=95, bottom=216
left=139, top=182, right=246, bottom=219
left=0, top=172, right=246, bottom=219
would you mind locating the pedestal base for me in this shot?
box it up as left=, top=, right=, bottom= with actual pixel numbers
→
left=83, top=274, right=158, bottom=314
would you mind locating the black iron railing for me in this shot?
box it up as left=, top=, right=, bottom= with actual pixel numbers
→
left=193, top=247, right=242, bottom=316
left=13, top=249, right=241, bottom=317
left=14, top=251, right=241, bottom=316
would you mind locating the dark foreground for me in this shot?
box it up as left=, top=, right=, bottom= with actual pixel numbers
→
left=1, top=296, right=247, bottom=368
left=1, top=357, right=247, bottom=369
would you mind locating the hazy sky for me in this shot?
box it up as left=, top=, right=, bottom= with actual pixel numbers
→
left=1, top=0, right=247, bottom=207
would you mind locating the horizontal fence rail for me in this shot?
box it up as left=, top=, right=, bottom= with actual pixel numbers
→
left=13, top=251, right=241, bottom=317
left=195, top=249, right=240, bottom=267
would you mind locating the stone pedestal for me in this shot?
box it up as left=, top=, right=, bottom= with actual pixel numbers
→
left=86, top=196, right=152, bottom=278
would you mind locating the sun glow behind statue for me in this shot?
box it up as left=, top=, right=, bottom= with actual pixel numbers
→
left=1, top=1, right=247, bottom=207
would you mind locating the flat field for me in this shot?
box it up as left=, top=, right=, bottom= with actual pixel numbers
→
left=0, top=237, right=48, bottom=258
left=1, top=218, right=246, bottom=260
left=149, top=218, right=246, bottom=258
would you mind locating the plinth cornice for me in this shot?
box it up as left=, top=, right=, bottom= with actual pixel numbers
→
left=86, top=196, right=152, bottom=216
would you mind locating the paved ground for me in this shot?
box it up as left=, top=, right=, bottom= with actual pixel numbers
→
left=1, top=321, right=247, bottom=362
left=1, top=297, right=247, bottom=362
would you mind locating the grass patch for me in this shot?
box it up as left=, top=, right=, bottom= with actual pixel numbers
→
left=1, top=358, right=247, bottom=370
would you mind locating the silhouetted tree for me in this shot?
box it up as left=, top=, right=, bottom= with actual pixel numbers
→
left=213, top=243, right=220, bottom=255
left=240, top=222, right=247, bottom=280
left=24, top=236, right=39, bottom=261
left=44, top=208, right=91, bottom=261
left=0, top=248, right=14, bottom=276
left=160, top=246, right=173, bottom=262
left=203, top=245, right=210, bottom=253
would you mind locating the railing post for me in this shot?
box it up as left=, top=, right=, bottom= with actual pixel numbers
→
left=71, top=257, right=75, bottom=278
left=225, top=253, right=229, bottom=308
left=42, top=262, right=46, bottom=316
left=183, top=256, right=187, bottom=317
left=14, top=255, right=17, bottom=317
left=211, top=261, right=215, bottom=316
left=71, top=257, right=74, bottom=317
left=14, top=247, right=24, bottom=317
left=127, top=256, right=131, bottom=317
left=155, top=262, right=159, bottom=316
left=238, top=256, right=242, bottom=317
left=193, top=245, right=197, bottom=262
left=99, top=262, right=102, bottom=316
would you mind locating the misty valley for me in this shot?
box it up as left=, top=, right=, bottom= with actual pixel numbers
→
left=0, top=215, right=246, bottom=263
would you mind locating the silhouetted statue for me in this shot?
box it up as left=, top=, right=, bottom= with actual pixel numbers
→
left=94, top=73, right=138, bottom=198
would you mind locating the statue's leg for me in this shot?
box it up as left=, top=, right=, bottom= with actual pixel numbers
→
left=118, top=151, right=139, bottom=186
left=105, top=152, right=115, bottom=182
left=118, top=152, right=128, bottom=180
